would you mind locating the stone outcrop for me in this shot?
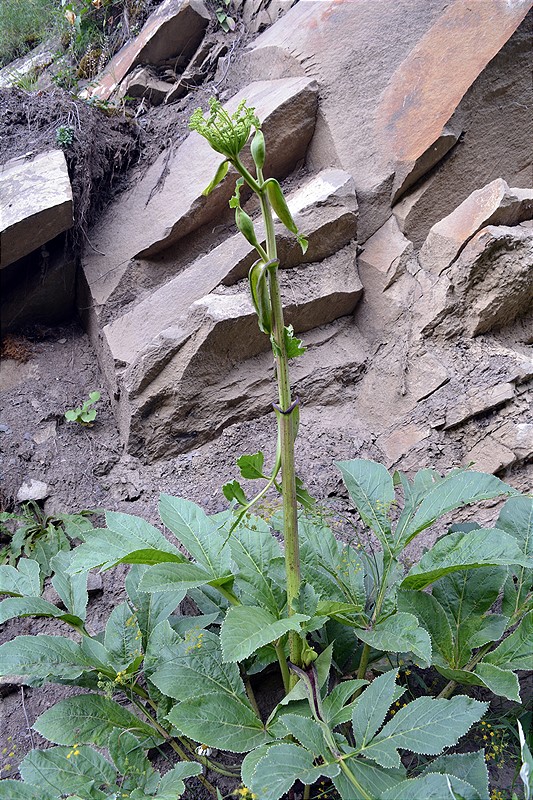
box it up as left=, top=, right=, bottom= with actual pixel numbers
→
left=82, top=77, right=318, bottom=312
left=115, top=66, right=172, bottom=105
left=239, top=0, right=532, bottom=242
left=101, top=168, right=357, bottom=367
left=0, top=151, right=73, bottom=268
left=421, top=223, right=533, bottom=338
left=419, top=180, right=533, bottom=274
left=81, top=0, right=211, bottom=102
left=3, top=0, right=531, bottom=495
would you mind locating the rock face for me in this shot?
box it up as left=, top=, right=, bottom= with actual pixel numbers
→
left=82, top=77, right=319, bottom=311
left=102, top=169, right=357, bottom=367
left=421, top=223, right=533, bottom=338
left=0, top=151, right=73, bottom=268
left=240, top=0, right=532, bottom=242
left=419, top=180, right=533, bottom=274
left=82, top=0, right=211, bottom=102
left=72, top=2, right=532, bottom=486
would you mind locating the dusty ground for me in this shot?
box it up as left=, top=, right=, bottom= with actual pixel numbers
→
left=0, top=323, right=530, bottom=798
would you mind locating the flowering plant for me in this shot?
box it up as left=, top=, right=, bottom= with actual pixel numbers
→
left=0, top=102, right=531, bottom=800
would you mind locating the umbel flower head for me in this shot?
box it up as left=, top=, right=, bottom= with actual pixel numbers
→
left=189, top=98, right=260, bottom=160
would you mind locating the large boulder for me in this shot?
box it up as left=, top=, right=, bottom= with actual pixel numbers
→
left=82, top=0, right=211, bottom=102
left=0, top=151, right=73, bottom=268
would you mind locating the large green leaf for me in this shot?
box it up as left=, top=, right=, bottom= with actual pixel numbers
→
left=394, top=469, right=441, bottom=548
left=352, top=670, right=405, bottom=748
left=336, top=459, right=395, bottom=561
left=0, top=634, right=109, bottom=681
left=144, top=619, right=182, bottom=676
left=0, top=782, right=55, bottom=800
left=432, top=567, right=507, bottom=668
left=298, top=518, right=365, bottom=609
left=401, top=529, right=532, bottom=590
left=50, top=550, right=88, bottom=621
left=397, top=471, right=514, bottom=548
left=397, top=589, right=454, bottom=665
left=0, top=596, right=85, bottom=628
left=156, top=762, right=202, bottom=800
left=469, top=614, right=509, bottom=649
left=277, top=713, right=328, bottom=756
left=229, top=517, right=284, bottom=615
left=138, top=562, right=215, bottom=593
left=361, top=695, right=488, bottom=768
left=107, top=729, right=157, bottom=790
left=69, top=511, right=182, bottom=573
left=125, top=564, right=185, bottom=644
left=381, top=772, right=480, bottom=800
left=33, top=694, right=158, bottom=747
left=20, top=745, right=117, bottom=798
left=167, top=692, right=269, bottom=752
left=332, top=756, right=405, bottom=800
left=355, top=613, right=432, bottom=667
left=437, top=657, right=522, bottom=703
left=322, top=679, right=368, bottom=727
left=497, top=495, right=533, bottom=616
left=434, top=665, right=487, bottom=688
left=421, top=751, right=489, bottom=800
left=249, top=743, right=339, bottom=800
left=483, top=609, right=533, bottom=670
left=220, top=606, right=308, bottom=663
left=0, top=558, right=41, bottom=596
left=150, top=629, right=247, bottom=703
left=474, top=663, right=522, bottom=703
left=104, top=602, right=143, bottom=670
left=159, top=494, right=232, bottom=577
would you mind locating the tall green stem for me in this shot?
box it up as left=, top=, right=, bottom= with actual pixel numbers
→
left=256, top=165, right=302, bottom=677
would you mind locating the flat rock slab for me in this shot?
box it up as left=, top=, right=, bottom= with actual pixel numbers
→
left=82, top=0, right=210, bottom=102
left=444, top=382, right=515, bottom=429
left=465, top=436, right=516, bottom=474
left=419, top=179, right=533, bottom=274
left=247, top=0, right=532, bottom=240
left=0, top=151, right=73, bottom=268
left=83, top=76, right=318, bottom=308
left=103, top=168, right=356, bottom=366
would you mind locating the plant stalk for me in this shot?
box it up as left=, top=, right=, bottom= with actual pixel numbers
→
left=338, top=758, right=373, bottom=800
left=249, top=162, right=302, bottom=678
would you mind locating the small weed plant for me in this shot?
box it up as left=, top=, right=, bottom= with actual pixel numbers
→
left=0, top=101, right=532, bottom=800
left=65, top=390, right=101, bottom=425
left=56, top=123, right=75, bottom=147
left=0, top=502, right=95, bottom=577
